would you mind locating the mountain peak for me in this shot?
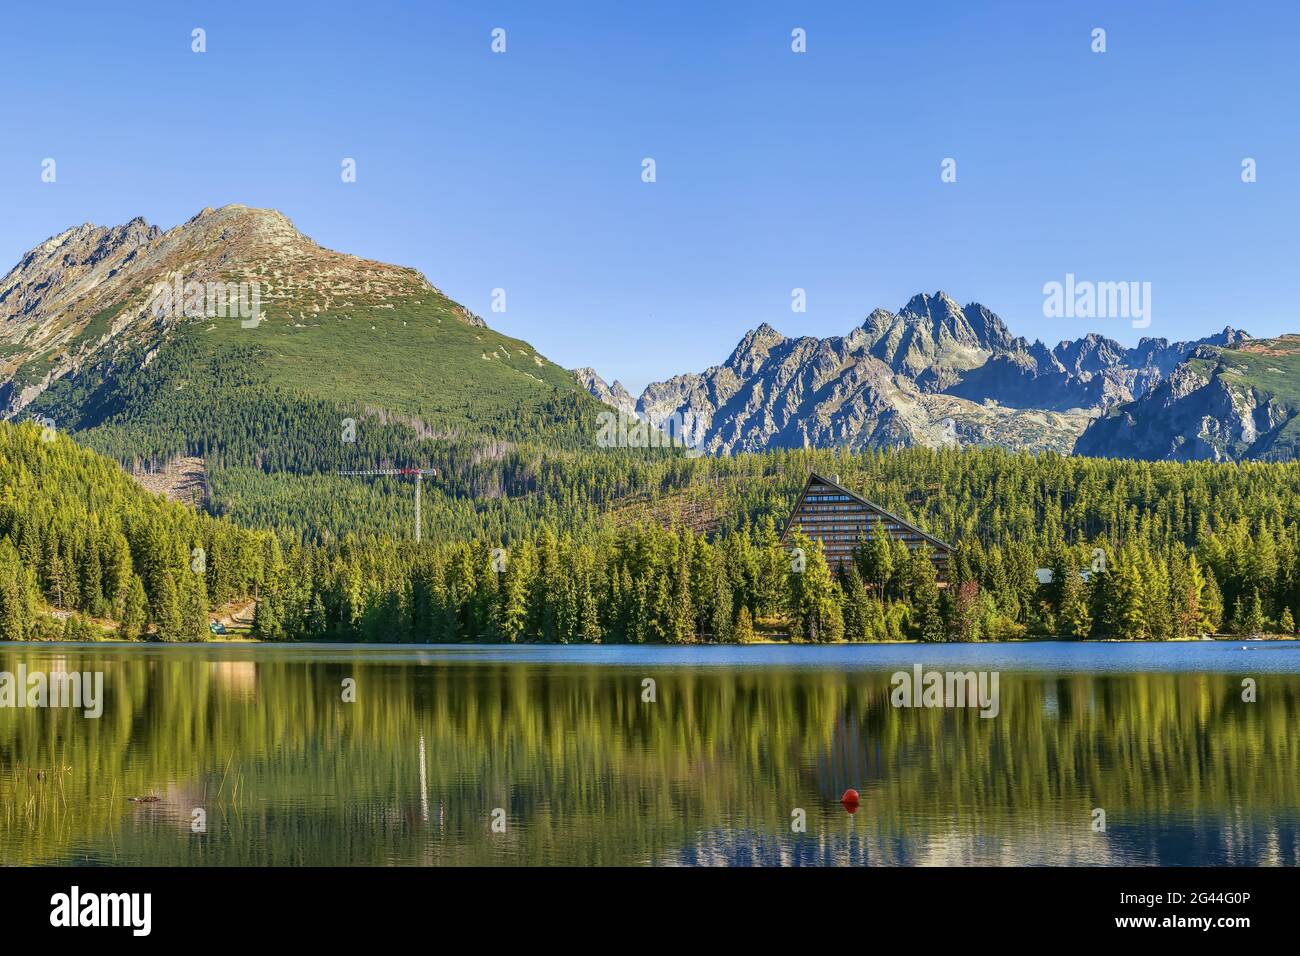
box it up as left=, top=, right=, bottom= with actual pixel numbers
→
left=572, top=367, right=637, bottom=415
left=1, top=204, right=438, bottom=400
left=899, top=290, right=960, bottom=318
left=1205, top=326, right=1250, bottom=348
left=722, top=322, right=786, bottom=375
left=173, top=204, right=307, bottom=250
left=3, top=204, right=586, bottom=429
left=738, top=322, right=786, bottom=352
left=881, top=291, right=1014, bottom=359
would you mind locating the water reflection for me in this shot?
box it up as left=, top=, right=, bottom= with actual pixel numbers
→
left=1, top=644, right=1298, bottom=866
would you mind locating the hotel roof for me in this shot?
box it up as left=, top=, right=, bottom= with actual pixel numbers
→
left=780, top=471, right=954, bottom=553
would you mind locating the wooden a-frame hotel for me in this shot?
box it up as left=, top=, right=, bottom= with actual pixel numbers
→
left=779, top=472, right=953, bottom=581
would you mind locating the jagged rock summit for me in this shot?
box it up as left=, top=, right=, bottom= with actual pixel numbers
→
left=575, top=291, right=1259, bottom=459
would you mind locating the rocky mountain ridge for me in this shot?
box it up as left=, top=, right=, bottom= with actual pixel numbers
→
left=3, top=209, right=1285, bottom=465
left=576, top=291, right=1255, bottom=458
left=0, top=205, right=453, bottom=418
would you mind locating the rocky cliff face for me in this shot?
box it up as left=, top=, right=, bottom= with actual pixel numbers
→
left=574, top=290, right=1249, bottom=457
left=1073, top=338, right=1300, bottom=461
left=946, top=328, right=1249, bottom=412
left=572, top=367, right=637, bottom=416
left=856, top=292, right=1014, bottom=390
left=0, top=217, right=162, bottom=328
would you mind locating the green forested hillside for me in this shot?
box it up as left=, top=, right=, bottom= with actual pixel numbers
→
left=6, top=419, right=1300, bottom=643
left=247, top=446, right=1300, bottom=644
left=21, top=290, right=608, bottom=541
left=0, top=422, right=271, bottom=640
left=30, top=299, right=603, bottom=465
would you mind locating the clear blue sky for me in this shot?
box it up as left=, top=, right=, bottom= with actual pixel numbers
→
left=2, top=1, right=1296, bottom=392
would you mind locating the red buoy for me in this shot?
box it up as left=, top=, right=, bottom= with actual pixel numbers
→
left=840, top=789, right=860, bottom=813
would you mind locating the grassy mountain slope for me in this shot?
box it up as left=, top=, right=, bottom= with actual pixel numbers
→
left=194, top=290, right=582, bottom=419
left=8, top=206, right=601, bottom=444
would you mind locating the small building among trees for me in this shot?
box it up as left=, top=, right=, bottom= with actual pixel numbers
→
left=780, top=471, right=953, bottom=581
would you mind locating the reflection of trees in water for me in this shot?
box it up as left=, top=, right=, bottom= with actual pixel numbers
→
left=815, top=696, right=900, bottom=802
left=1, top=651, right=1299, bottom=865
left=817, top=708, right=872, bottom=800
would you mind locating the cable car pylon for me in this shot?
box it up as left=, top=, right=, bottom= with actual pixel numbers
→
left=336, top=467, right=439, bottom=542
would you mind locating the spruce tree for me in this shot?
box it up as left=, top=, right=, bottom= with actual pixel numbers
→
left=1245, top=588, right=1266, bottom=636
left=907, top=546, right=945, bottom=643
left=711, top=570, right=734, bottom=643
left=1200, top=570, right=1224, bottom=634
left=841, top=566, right=870, bottom=642
left=183, top=572, right=210, bottom=642
left=0, top=541, right=34, bottom=640
left=153, top=571, right=184, bottom=642
left=668, top=534, right=694, bottom=643
left=1231, top=596, right=1245, bottom=635
left=950, top=579, right=982, bottom=642
left=1061, top=570, right=1093, bottom=639
left=121, top=575, right=149, bottom=640
left=734, top=605, right=756, bottom=643
left=1115, top=558, right=1146, bottom=640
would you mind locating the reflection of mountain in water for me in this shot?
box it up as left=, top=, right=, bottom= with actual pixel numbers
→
left=666, top=818, right=1300, bottom=867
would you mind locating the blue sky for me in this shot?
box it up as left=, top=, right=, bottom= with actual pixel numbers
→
left=2, top=1, right=1297, bottom=392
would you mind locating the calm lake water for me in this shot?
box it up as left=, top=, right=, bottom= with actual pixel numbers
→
left=2, top=641, right=1298, bottom=866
